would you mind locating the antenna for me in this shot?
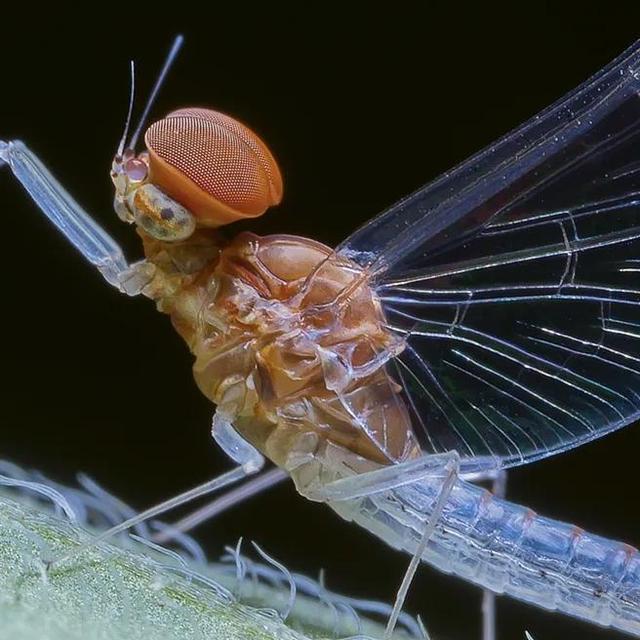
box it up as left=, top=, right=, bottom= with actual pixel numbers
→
left=116, top=61, right=136, bottom=157
left=128, top=34, right=185, bottom=151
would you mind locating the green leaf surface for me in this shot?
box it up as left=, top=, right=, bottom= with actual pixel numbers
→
left=0, top=492, right=389, bottom=640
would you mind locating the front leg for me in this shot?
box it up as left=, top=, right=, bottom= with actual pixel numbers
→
left=1, top=140, right=133, bottom=290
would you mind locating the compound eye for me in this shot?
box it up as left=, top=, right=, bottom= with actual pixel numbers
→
left=127, top=183, right=196, bottom=241
left=144, top=108, right=283, bottom=227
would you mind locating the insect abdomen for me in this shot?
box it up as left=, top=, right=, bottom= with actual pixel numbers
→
left=331, top=471, right=640, bottom=635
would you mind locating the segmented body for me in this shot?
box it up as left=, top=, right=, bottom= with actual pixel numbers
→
left=332, top=469, right=640, bottom=637
left=139, top=228, right=640, bottom=635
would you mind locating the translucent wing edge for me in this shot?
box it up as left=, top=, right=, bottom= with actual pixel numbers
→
left=339, top=41, right=640, bottom=273
left=498, top=411, right=640, bottom=469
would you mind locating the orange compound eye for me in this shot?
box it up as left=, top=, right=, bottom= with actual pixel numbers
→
left=144, top=108, right=283, bottom=227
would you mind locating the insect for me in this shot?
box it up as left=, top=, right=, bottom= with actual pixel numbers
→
left=2, top=34, right=640, bottom=640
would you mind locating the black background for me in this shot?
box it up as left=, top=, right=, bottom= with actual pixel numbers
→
left=1, top=4, right=639, bottom=639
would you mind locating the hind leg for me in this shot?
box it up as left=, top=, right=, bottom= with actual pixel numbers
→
left=463, top=467, right=508, bottom=640
left=306, top=454, right=503, bottom=639
left=476, top=469, right=507, bottom=640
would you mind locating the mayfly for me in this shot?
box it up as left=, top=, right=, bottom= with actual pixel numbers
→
left=2, top=35, right=640, bottom=640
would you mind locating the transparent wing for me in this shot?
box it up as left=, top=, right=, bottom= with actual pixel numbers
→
left=338, top=41, right=640, bottom=468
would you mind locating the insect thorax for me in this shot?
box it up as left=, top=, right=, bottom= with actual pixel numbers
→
left=138, top=229, right=420, bottom=471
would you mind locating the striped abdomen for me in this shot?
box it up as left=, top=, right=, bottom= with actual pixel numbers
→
left=330, top=474, right=640, bottom=635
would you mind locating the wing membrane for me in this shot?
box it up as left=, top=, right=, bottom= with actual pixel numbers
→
left=339, top=42, right=640, bottom=467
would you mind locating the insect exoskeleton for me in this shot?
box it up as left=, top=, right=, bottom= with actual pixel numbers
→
left=111, top=108, right=283, bottom=240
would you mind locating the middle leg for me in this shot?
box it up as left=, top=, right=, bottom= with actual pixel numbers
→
left=48, top=415, right=266, bottom=571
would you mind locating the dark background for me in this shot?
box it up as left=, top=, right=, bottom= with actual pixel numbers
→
left=1, top=4, right=639, bottom=639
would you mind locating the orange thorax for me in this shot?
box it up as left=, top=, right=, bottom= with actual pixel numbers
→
left=140, top=229, right=420, bottom=468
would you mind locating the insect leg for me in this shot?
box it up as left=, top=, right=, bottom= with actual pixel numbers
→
left=48, top=415, right=265, bottom=572
left=383, top=453, right=459, bottom=640
left=304, top=451, right=497, bottom=503
left=0, top=140, right=131, bottom=289
left=152, top=467, right=288, bottom=545
left=480, top=469, right=507, bottom=640
left=303, top=452, right=476, bottom=638
left=458, top=466, right=508, bottom=640
left=304, top=453, right=502, bottom=637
